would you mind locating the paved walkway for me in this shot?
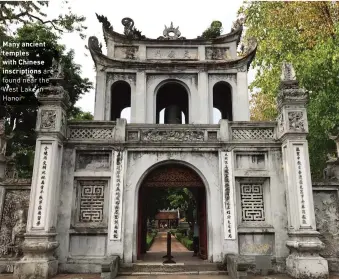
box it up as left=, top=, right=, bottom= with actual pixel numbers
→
left=149, top=232, right=189, bottom=252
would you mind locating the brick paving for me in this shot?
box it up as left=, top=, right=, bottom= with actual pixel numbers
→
left=149, top=232, right=189, bottom=252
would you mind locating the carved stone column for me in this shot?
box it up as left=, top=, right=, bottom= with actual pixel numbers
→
left=14, top=65, right=69, bottom=279
left=277, top=63, right=328, bottom=279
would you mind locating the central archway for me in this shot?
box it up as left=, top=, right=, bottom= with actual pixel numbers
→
left=137, top=163, right=208, bottom=261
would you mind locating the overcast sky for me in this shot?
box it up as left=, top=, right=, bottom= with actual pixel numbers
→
left=45, top=0, right=255, bottom=117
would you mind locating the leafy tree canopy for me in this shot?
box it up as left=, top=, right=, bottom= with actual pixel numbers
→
left=240, top=1, right=339, bottom=179
left=0, top=1, right=86, bottom=38
left=2, top=23, right=93, bottom=177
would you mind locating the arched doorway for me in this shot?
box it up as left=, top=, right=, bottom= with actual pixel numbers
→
left=156, top=81, right=189, bottom=124
left=213, top=81, right=232, bottom=121
left=137, top=163, right=208, bottom=261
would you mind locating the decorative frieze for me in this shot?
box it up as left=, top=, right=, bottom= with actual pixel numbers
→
left=78, top=180, right=106, bottom=223
left=110, top=151, right=124, bottom=240
left=40, top=110, right=57, bottom=129
left=33, top=143, right=51, bottom=228
left=146, top=47, right=198, bottom=60
left=205, top=47, right=231, bottom=60
left=221, top=152, right=235, bottom=240
left=127, top=131, right=139, bottom=141
left=141, top=129, right=204, bottom=142
left=240, top=183, right=265, bottom=221
left=295, top=145, right=310, bottom=227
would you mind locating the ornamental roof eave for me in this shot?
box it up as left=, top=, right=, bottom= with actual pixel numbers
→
left=102, top=25, right=243, bottom=45
left=88, top=35, right=257, bottom=71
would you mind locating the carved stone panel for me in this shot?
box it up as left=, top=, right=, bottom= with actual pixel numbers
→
left=40, top=110, right=57, bottom=129
left=75, top=152, right=111, bottom=170
left=288, top=111, right=305, bottom=132
left=114, top=46, right=139, bottom=60
left=206, top=47, right=231, bottom=60
left=0, top=190, right=30, bottom=258
left=314, top=191, right=339, bottom=259
left=146, top=47, right=198, bottom=60
left=240, top=183, right=265, bottom=221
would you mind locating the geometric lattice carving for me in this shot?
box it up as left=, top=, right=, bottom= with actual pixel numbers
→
left=241, top=183, right=265, bottom=221
left=232, top=128, right=275, bottom=140
left=69, top=128, right=113, bottom=140
left=79, top=180, right=105, bottom=223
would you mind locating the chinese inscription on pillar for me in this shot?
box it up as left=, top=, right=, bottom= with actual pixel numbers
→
left=222, top=152, right=235, bottom=239
left=111, top=151, right=124, bottom=240
left=295, top=146, right=310, bottom=227
left=34, top=144, right=51, bottom=228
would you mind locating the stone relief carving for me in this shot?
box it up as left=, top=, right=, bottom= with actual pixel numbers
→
left=125, top=47, right=138, bottom=59
left=41, top=110, right=57, bottom=129
left=288, top=111, right=305, bottom=132
left=60, top=111, right=67, bottom=135
left=240, top=183, right=265, bottom=221
left=314, top=191, right=339, bottom=258
left=209, top=74, right=237, bottom=84
left=121, top=17, right=146, bottom=39
left=205, top=47, right=231, bottom=60
left=107, top=73, right=136, bottom=85
left=0, top=119, right=5, bottom=136
left=236, top=65, right=247, bottom=72
left=0, top=190, right=30, bottom=258
left=127, top=131, right=139, bottom=141
left=141, top=129, right=204, bottom=142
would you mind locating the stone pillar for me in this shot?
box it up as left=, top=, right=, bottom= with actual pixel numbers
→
left=277, top=63, right=328, bottom=279
left=134, top=71, right=146, bottom=123
left=198, top=71, right=209, bottom=124
left=94, top=67, right=107, bottom=120
left=235, top=70, right=250, bottom=121
left=14, top=66, right=70, bottom=279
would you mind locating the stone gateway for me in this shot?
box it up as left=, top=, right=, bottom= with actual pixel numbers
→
left=0, top=15, right=332, bottom=279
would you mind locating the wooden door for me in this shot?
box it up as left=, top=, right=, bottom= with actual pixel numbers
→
left=198, top=188, right=208, bottom=260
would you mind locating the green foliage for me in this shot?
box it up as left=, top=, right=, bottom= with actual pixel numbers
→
left=69, top=108, right=94, bottom=120
left=201, top=21, right=223, bottom=39
left=0, top=1, right=87, bottom=38
left=146, top=232, right=157, bottom=250
left=2, top=23, right=93, bottom=177
left=175, top=233, right=193, bottom=250
left=240, top=1, right=339, bottom=179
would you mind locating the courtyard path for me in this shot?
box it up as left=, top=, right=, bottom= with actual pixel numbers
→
left=148, top=231, right=189, bottom=252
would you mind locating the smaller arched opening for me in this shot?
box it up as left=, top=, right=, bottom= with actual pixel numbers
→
left=156, top=81, right=189, bottom=124
left=213, top=82, right=232, bottom=121
left=111, top=81, right=131, bottom=121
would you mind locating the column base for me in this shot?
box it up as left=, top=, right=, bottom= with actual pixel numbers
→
left=13, top=259, right=58, bottom=279
left=286, top=254, right=329, bottom=279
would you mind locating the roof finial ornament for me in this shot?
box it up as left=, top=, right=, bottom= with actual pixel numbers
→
left=158, top=22, right=185, bottom=40
left=121, top=17, right=146, bottom=40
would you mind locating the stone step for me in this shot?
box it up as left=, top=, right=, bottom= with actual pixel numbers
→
left=117, top=270, right=227, bottom=276
left=119, top=263, right=224, bottom=274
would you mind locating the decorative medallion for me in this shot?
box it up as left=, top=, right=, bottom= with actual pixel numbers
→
left=158, top=22, right=185, bottom=40
left=41, top=110, right=57, bottom=129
